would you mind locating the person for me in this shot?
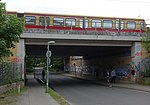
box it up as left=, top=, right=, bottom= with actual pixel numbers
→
left=105, top=71, right=112, bottom=87
left=42, top=70, right=45, bottom=79
left=111, top=69, right=116, bottom=83
left=131, top=67, right=136, bottom=82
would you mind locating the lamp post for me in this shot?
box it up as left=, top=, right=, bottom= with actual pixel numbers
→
left=46, top=41, right=55, bottom=93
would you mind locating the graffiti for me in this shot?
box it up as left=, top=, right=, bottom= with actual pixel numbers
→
left=131, top=58, right=150, bottom=72
left=134, top=52, right=141, bottom=57
left=11, top=57, right=24, bottom=62
left=115, top=66, right=128, bottom=76
left=140, top=58, right=150, bottom=70
left=115, top=57, right=150, bottom=78
left=115, top=64, right=132, bottom=77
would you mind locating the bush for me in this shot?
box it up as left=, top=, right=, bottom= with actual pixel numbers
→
left=140, top=69, right=150, bottom=85
left=140, top=69, right=150, bottom=77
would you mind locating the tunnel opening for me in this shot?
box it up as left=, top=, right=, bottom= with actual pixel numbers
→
left=25, top=44, right=131, bottom=82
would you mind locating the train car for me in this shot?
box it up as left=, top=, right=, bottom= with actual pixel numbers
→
left=7, top=11, right=146, bottom=33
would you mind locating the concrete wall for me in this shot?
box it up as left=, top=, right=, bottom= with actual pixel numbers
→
left=8, top=39, right=25, bottom=80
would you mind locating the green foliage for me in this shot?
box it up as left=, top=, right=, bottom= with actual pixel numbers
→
left=142, top=35, right=150, bottom=55
left=48, top=88, right=70, bottom=105
left=0, top=2, right=24, bottom=60
left=26, top=57, right=46, bottom=72
left=140, top=70, right=150, bottom=85
left=26, top=57, right=35, bottom=72
left=140, top=69, right=150, bottom=78
left=146, top=27, right=150, bottom=34
left=35, top=57, right=46, bottom=67
left=52, top=58, right=64, bottom=71
left=0, top=86, right=27, bottom=105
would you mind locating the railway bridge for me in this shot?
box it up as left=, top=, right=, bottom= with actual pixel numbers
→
left=12, top=28, right=147, bottom=82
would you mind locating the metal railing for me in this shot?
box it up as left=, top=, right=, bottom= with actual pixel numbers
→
left=24, top=28, right=148, bottom=36
left=0, top=62, right=22, bottom=86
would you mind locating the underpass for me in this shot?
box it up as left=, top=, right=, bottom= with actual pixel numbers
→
left=12, top=27, right=144, bottom=85
left=19, top=29, right=147, bottom=105
left=25, top=43, right=132, bottom=81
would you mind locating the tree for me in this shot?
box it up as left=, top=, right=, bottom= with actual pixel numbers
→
left=141, top=27, right=150, bottom=80
left=141, top=27, right=150, bottom=55
left=142, top=36, right=150, bottom=55
left=0, top=2, right=24, bottom=60
left=52, top=58, right=64, bottom=71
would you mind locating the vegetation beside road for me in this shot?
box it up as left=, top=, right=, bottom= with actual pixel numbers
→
left=140, top=70, right=150, bottom=85
left=0, top=86, right=27, bottom=105
left=141, top=30, right=150, bottom=85
left=48, top=88, right=71, bottom=105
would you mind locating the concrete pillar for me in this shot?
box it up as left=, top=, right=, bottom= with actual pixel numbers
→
left=16, top=39, right=25, bottom=80
left=131, top=42, right=141, bottom=83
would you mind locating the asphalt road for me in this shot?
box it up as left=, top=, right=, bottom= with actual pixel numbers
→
left=49, top=74, right=150, bottom=105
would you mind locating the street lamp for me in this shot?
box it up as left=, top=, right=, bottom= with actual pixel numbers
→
left=46, top=41, right=55, bottom=93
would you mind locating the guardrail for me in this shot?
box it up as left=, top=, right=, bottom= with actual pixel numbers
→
left=24, top=28, right=148, bottom=36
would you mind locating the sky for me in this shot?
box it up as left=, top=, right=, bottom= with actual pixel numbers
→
left=2, top=0, right=150, bottom=24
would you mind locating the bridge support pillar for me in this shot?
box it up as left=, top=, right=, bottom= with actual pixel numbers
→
left=16, top=39, right=25, bottom=80
left=131, top=42, right=141, bottom=83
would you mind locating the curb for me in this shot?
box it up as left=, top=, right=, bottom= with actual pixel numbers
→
left=36, top=77, right=72, bottom=105
left=111, top=84, right=150, bottom=93
left=38, top=78, right=45, bottom=84
left=63, top=73, right=150, bottom=93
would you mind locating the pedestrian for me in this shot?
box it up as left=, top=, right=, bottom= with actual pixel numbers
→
left=131, top=67, right=136, bottom=82
left=111, top=69, right=116, bottom=83
left=105, top=71, right=112, bottom=87
left=42, top=70, right=45, bottom=79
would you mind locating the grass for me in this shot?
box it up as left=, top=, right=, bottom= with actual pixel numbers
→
left=140, top=77, right=150, bottom=86
left=0, top=97, right=12, bottom=105
left=0, top=86, right=27, bottom=105
left=48, top=88, right=71, bottom=105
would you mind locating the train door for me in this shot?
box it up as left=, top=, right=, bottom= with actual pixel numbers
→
left=116, top=19, right=124, bottom=31
left=79, top=17, right=89, bottom=29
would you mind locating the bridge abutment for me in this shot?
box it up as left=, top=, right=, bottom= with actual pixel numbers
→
left=16, top=39, right=25, bottom=80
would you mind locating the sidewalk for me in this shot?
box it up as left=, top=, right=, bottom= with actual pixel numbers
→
left=64, top=73, right=150, bottom=92
left=16, top=75, right=59, bottom=105
left=110, top=83, right=150, bottom=92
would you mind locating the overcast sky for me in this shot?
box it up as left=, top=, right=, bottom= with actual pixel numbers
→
left=2, top=0, right=150, bottom=24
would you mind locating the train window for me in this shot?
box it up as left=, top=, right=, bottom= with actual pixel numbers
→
left=116, top=20, right=124, bottom=30
left=17, top=13, right=24, bottom=18
left=46, top=17, right=50, bottom=26
left=53, top=18, right=64, bottom=26
left=103, top=20, right=113, bottom=28
left=66, top=18, right=76, bottom=27
left=127, top=21, right=136, bottom=29
left=140, top=22, right=144, bottom=30
left=79, top=19, right=88, bottom=28
left=39, top=17, right=45, bottom=26
left=92, top=20, right=101, bottom=28
left=25, top=16, right=36, bottom=25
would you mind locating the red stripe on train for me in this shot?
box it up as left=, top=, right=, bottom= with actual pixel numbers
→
left=25, top=25, right=145, bottom=33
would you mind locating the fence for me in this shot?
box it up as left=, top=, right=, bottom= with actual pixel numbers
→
left=0, top=62, right=22, bottom=86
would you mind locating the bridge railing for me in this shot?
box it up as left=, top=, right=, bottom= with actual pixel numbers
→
left=24, top=28, right=148, bottom=36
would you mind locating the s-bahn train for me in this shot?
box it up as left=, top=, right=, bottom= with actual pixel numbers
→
left=8, top=11, right=146, bottom=33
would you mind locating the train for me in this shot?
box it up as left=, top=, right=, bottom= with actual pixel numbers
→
left=8, top=11, right=146, bottom=33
